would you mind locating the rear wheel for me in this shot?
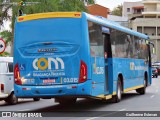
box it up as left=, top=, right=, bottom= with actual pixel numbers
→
left=55, top=97, right=77, bottom=105
left=5, top=93, right=18, bottom=105
left=112, top=78, right=122, bottom=103
left=33, top=98, right=40, bottom=101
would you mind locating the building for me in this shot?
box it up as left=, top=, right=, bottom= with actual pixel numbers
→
left=123, top=0, right=160, bottom=61
left=123, top=1, right=144, bottom=18
left=87, top=4, right=109, bottom=18
left=107, top=15, right=128, bottom=27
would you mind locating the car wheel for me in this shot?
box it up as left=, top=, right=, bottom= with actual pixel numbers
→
left=5, top=93, right=18, bottom=105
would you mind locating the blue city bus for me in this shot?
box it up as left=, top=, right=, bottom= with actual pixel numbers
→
left=14, top=12, right=153, bottom=104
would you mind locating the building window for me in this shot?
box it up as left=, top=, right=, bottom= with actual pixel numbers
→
left=127, top=8, right=130, bottom=12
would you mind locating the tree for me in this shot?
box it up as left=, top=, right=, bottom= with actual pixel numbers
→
left=0, top=30, right=12, bottom=46
left=88, top=0, right=95, bottom=4
left=111, top=4, right=122, bottom=16
left=0, top=31, right=12, bottom=56
left=0, top=0, right=12, bottom=30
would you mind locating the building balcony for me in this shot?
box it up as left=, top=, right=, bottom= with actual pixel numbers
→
left=142, top=11, right=160, bottom=15
left=142, top=0, right=160, bottom=4
left=128, top=13, right=143, bottom=19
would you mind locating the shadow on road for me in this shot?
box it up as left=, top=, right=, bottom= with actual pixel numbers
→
left=0, top=99, right=36, bottom=107
left=32, top=92, right=142, bottom=112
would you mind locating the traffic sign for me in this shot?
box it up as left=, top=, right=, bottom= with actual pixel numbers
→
left=0, top=38, right=6, bottom=54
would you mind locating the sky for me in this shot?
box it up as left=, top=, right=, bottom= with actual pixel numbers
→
left=95, top=0, right=141, bottom=10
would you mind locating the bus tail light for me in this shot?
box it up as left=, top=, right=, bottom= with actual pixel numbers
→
left=1, top=84, right=4, bottom=92
left=79, top=60, right=87, bottom=83
left=14, top=64, right=22, bottom=85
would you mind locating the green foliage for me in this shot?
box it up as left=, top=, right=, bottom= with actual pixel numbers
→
left=111, top=4, right=122, bottom=16
left=88, top=0, right=95, bottom=4
left=0, top=1, right=12, bottom=27
left=11, top=0, right=88, bottom=29
left=0, top=30, right=12, bottom=45
left=0, top=51, right=10, bottom=56
left=58, top=0, right=87, bottom=12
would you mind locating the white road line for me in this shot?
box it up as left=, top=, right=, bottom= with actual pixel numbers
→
left=150, top=95, right=155, bottom=98
left=85, top=109, right=126, bottom=120
left=18, top=109, right=31, bottom=111
left=118, top=109, right=126, bottom=111
left=86, top=117, right=99, bottom=120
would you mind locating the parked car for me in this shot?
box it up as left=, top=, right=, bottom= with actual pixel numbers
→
left=152, top=64, right=160, bottom=75
left=152, top=67, right=158, bottom=78
left=0, top=57, right=40, bottom=105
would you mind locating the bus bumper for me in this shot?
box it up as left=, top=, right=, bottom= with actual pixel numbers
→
left=14, top=80, right=92, bottom=98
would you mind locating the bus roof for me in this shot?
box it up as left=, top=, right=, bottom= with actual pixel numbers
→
left=84, top=12, right=149, bottom=40
left=17, top=12, right=149, bottom=40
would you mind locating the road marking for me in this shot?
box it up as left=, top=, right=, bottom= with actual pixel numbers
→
left=85, top=109, right=126, bottom=120
left=18, top=109, right=31, bottom=111
left=86, top=117, right=99, bottom=120
left=150, top=95, right=155, bottom=98
left=118, top=109, right=126, bottom=111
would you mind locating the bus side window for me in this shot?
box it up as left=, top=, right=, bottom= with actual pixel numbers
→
left=88, top=21, right=103, bottom=57
left=126, top=35, right=134, bottom=58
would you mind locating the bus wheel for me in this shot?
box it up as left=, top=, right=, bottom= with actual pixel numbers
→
left=5, top=93, right=18, bottom=105
left=33, top=98, right=40, bottom=101
left=136, top=79, right=146, bottom=95
left=55, top=97, right=77, bottom=105
left=112, top=79, right=122, bottom=103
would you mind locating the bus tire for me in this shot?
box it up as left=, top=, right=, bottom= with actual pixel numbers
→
left=55, top=97, right=77, bottom=105
left=5, top=93, right=18, bottom=105
left=33, top=98, right=40, bottom=101
left=136, top=77, right=147, bottom=95
left=112, top=78, right=122, bottom=103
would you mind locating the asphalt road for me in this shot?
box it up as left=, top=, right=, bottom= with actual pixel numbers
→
left=0, top=77, right=160, bottom=120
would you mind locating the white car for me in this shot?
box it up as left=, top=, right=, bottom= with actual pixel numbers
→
left=0, top=57, right=40, bottom=105
left=0, top=57, right=17, bottom=104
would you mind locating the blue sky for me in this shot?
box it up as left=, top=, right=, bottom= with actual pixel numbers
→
left=95, top=0, right=141, bottom=10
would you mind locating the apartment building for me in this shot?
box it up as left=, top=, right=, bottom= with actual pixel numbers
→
left=122, top=1, right=144, bottom=18
left=123, top=0, right=160, bottom=61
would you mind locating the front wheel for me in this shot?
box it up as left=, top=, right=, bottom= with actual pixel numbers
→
left=112, top=79, right=122, bottom=103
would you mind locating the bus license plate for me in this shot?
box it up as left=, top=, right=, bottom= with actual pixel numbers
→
left=43, top=79, right=55, bottom=83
